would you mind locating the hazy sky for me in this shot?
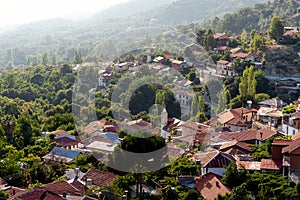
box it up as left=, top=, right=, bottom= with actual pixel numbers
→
left=0, top=0, right=129, bottom=28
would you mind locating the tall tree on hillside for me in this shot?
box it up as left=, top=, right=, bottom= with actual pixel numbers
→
left=42, top=53, right=48, bottom=66
left=74, top=50, right=82, bottom=64
left=239, top=66, right=256, bottom=103
left=240, top=29, right=248, bottom=49
left=268, top=16, right=284, bottom=42
left=196, top=29, right=206, bottom=46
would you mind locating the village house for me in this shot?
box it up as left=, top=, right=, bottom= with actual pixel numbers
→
left=215, top=46, right=230, bottom=54
left=283, top=29, right=300, bottom=38
left=218, top=140, right=252, bottom=156
left=52, top=134, right=81, bottom=150
left=98, top=69, right=114, bottom=88
left=216, top=60, right=236, bottom=77
left=81, top=169, right=117, bottom=188
left=282, top=138, right=300, bottom=183
left=195, top=172, right=231, bottom=200
left=42, top=147, right=90, bottom=164
left=170, top=59, right=187, bottom=71
left=192, top=150, right=235, bottom=176
left=220, top=128, right=279, bottom=145
left=217, top=107, right=254, bottom=131
left=213, top=33, right=230, bottom=46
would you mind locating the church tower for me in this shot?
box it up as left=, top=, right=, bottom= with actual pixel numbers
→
left=161, top=108, right=168, bottom=139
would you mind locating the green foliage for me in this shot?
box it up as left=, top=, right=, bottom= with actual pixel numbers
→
left=282, top=105, right=297, bottom=114
left=268, top=16, right=284, bottom=42
left=239, top=66, right=257, bottom=103
left=205, top=0, right=297, bottom=35
left=222, top=162, right=248, bottom=188
left=251, top=137, right=273, bottom=161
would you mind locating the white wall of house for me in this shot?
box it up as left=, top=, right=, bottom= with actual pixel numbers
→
left=201, top=167, right=226, bottom=176
left=282, top=124, right=299, bottom=136
left=225, top=124, right=247, bottom=132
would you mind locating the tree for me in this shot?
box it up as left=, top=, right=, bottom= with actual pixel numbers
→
left=108, top=131, right=167, bottom=194
left=74, top=50, right=82, bottom=64
left=13, top=116, right=34, bottom=149
left=238, top=66, right=256, bottom=103
left=42, top=53, right=48, bottom=66
left=215, top=86, right=230, bottom=115
left=268, top=16, right=284, bottom=42
left=240, top=29, right=248, bottom=49
left=196, top=29, right=206, bottom=46
left=222, top=162, right=248, bottom=188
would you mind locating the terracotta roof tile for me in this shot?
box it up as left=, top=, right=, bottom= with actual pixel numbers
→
left=282, top=139, right=300, bottom=155
left=236, top=160, right=261, bottom=171
left=8, top=187, right=64, bottom=200
left=230, top=52, right=249, bottom=59
left=0, top=177, right=7, bottom=185
left=195, top=173, right=231, bottom=200
left=53, top=130, right=69, bottom=135
left=219, top=141, right=252, bottom=153
left=81, top=169, right=117, bottom=187
left=260, top=159, right=282, bottom=170
left=71, top=181, right=86, bottom=194
left=42, top=180, right=82, bottom=196
left=53, top=137, right=78, bottom=147
left=4, top=186, right=26, bottom=197
left=292, top=131, right=300, bottom=141
left=222, top=129, right=277, bottom=142
left=193, top=151, right=234, bottom=167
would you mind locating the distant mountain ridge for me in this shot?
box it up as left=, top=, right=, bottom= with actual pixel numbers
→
left=0, top=0, right=268, bottom=68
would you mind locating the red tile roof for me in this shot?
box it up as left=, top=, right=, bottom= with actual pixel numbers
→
left=292, top=131, right=300, bottom=141
left=8, top=187, right=64, bottom=200
left=4, top=186, right=26, bottom=197
left=71, top=181, right=86, bottom=194
left=217, top=60, right=230, bottom=65
left=216, top=46, right=230, bottom=51
left=283, top=30, right=300, bottom=36
left=217, top=107, right=251, bottom=127
left=81, top=169, right=117, bottom=187
left=53, top=130, right=69, bottom=135
left=230, top=52, right=249, bottom=59
left=193, top=151, right=235, bottom=168
left=0, top=177, right=7, bottom=185
left=260, top=159, right=282, bottom=170
left=213, top=33, right=230, bottom=40
left=219, top=141, right=252, bottom=153
left=236, top=160, right=261, bottom=171
left=53, top=137, right=78, bottom=147
left=195, top=173, right=231, bottom=200
left=282, top=139, right=300, bottom=155
left=181, top=121, right=199, bottom=131
left=42, top=180, right=82, bottom=196
left=222, top=129, right=277, bottom=142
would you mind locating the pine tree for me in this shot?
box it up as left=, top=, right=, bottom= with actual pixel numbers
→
left=239, top=66, right=257, bottom=103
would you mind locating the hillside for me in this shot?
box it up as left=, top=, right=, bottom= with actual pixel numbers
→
left=142, top=0, right=267, bottom=25
left=204, top=0, right=300, bottom=35
left=0, top=0, right=267, bottom=68
left=263, top=44, right=300, bottom=78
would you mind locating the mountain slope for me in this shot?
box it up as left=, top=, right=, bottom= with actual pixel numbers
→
left=204, top=0, right=300, bottom=35
left=0, top=0, right=268, bottom=68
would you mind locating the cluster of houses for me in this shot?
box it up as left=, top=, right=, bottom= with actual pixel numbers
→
left=2, top=168, right=117, bottom=200
left=3, top=97, right=300, bottom=199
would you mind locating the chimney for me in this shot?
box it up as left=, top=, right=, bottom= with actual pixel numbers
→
left=74, top=168, right=79, bottom=176
left=86, top=179, right=92, bottom=187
